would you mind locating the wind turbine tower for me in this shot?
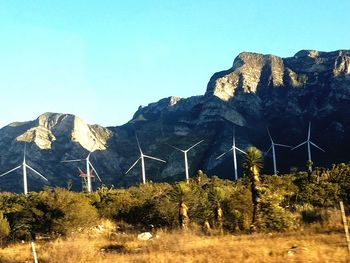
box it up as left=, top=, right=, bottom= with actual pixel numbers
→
left=216, top=127, right=246, bottom=181
left=62, top=148, right=102, bottom=193
left=266, top=128, right=291, bottom=175
left=125, top=135, right=166, bottom=184
left=168, top=139, right=204, bottom=183
left=0, top=144, right=48, bottom=195
left=292, top=122, right=325, bottom=171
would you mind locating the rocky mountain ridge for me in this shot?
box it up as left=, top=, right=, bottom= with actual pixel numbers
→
left=9, top=112, right=111, bottom=151
left=0, top=50, right=349, bottom=192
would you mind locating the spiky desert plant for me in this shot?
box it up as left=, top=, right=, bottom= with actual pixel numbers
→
left=306, top=160, right=314, bottom=180
left=0, top=212, right=10, bottom=245
left=208, top=186, right=226, bottom=233
left=243, top=146, right=263, bottom=226
left=173, top=182, right=191, bottom=229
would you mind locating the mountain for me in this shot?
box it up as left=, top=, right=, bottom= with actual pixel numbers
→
left=1, top=50, right=349, bottom=192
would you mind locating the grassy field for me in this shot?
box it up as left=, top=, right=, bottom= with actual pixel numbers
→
left=1, top=226, right=349, bottom=263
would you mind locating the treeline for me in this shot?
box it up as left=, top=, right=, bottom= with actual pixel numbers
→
left=0, top=162, right=350, bottom=243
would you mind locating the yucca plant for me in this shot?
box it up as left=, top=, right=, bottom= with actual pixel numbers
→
left=172, top=182, right=191, bottom=229
left=0, top=212, right=10, bottom=245
left=243, top=146, right=263, bottom=226
left=208, top=186, right=226, bottom=233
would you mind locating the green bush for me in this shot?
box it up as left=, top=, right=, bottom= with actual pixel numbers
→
left=1, top=164, right=350, bottom=240
left=118, top=183, right=176, bottom=227
left=329, top=163, right=350, bottom=203
left=41, top=188, right=99, bottom=235
left=0, top=212, right=10, bottom=244
left=0, top=189, right=99, bottom=239
left=293, top=172, right=340, bottom=207
left=221, top=181, right=252, bottom=231
left=95, top=187, right=136, bottom=219
left=253, top=176, right=298, bottom=231
left=256, top=190, right=297, bottom=231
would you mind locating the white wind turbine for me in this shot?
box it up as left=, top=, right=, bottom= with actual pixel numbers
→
left=61, top=147, right=102, bottom=193
left=0, top=144, right=48, bottom=195
left=266, top=128, right=292, bottom=175
left=168, top=139, right=204, bottom=183
left=125, top=135, right=166, bottom=184
left=216, top=127, right=246, bottom=180
left=292, top=122, right=325, bottom=170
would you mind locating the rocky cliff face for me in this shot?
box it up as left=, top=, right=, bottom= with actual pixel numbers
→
left=11, top=113, right=111, bottom=151
left=1, top=50, right=349, bottom=192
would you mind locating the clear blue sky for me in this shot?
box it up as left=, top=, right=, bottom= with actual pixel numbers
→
left=1, top=0, right=349, bottom=128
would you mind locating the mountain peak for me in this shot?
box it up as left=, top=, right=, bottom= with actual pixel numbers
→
left=206, top=49, right=350, bottom=101
left=15, top=112, right=111, bottom=151
left=36, top=112, right=71, bottom=129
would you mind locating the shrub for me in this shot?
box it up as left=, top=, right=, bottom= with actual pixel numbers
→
left=95, top=188, right=135, bottom=219
left=0, top=212, right=10, bottom=244
left=256, top=190, right=297, bottom=231
left=293, top=172, right=340, bottom=207
left=42, top=188, right=99, bottom=235
left=255, top=176, right=298, bottom=231
left=329, top=163, right=350, bottom=203
left=221, top=181, right=252, bottom=231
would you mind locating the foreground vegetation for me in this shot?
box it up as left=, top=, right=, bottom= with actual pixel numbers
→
left=0, top=161, right=349, bottom=262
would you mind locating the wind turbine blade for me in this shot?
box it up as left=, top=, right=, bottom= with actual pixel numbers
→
left=143, top=155, right=167, bottom=163
left=26, top=165, right=48, bottom=181
left=125, top=157, right=141, bottom=174
left=61, top=159, right=84, bottom=163
left=24, top=142, right=27, bottom=159
left=266, top=145, right=272, bottom=153
left=0, top=165, right=22, bottom=178
left=167, top=143, right=184, bottom=152
left=216, top=147, right=233, bottom=159
left=90, top=140, right=97, bottom=153
left=135, top=134, right=142, bottom=153
left=186, top=140, right=204, bottom=152
left=235, top=146, right=247, bottom=155
left=232, top=126, right=236, bottom=145
left=291, top=141, right=307, bottom=150
left=308, top=122, right=311, bottom=140
left=88, top=161, right=102, bottom=182
left=310, top=141, right=325, bottom=152
left=267, top=128, right=273, bottom=142
left=90, top=151, right=99, bottom=162
left=274, top=143, right=292, bottom=148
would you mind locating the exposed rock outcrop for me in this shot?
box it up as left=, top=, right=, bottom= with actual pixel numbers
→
left=14, top=113, right=111, bottom=151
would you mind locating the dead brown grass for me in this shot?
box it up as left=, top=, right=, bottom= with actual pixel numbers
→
left=0, top=229, right=349, bottom=263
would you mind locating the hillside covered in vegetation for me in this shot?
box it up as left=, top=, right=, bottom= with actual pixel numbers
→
left=0, top=162, right=349, bottom=243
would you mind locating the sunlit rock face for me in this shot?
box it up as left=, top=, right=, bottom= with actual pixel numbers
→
left=206, top=52, right=285, bottom=101
left=15, top=113, right=111, bottom=151
left=206, top=50, right=350, bottom=101
left=0, top=50, right=349, bottom=192
left=16, top=126, right=56, bottom=149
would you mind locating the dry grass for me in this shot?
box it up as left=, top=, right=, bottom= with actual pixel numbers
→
left=1, top=227, right=349, bottom=262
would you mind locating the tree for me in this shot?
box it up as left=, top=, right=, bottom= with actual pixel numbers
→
left=173, top=182, right=191, bottom=229
left=0, top=212, right=10, bottom=245
left=306, top=160, right=313, bottom=181
left=208, top=186, right=226, bottom=234
left=243, top=146, right=263, bottom=227
left=39, top=188, right=99, bottom=235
